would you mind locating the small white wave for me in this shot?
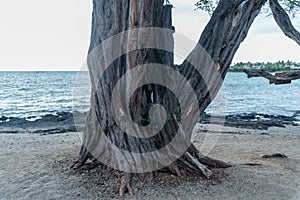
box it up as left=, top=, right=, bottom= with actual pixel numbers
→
left=26, top=116, right=42, bottom=122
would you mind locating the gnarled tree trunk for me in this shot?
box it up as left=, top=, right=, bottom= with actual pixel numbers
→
left=73, top=0, right=270, bottom=196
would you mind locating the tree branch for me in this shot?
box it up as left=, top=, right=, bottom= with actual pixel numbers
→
left=243, top=69, right=300, bottom=84
left=178, top=0, right=267, bottom=113
left=270, top=0, right=300, bottom=45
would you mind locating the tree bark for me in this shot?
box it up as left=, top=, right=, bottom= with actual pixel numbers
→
left=180, top=0, right=267, bottom=113
left=74, top=0, right=269, bottom=196
left=270, top=0, right=300, bottom=46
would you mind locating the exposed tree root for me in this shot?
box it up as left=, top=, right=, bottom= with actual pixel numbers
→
left=197, top=156, right=232, bottom=169
left=71, top=144, right=231, bottom=196
left=70, top=147, right=91, bottom=170
left=118, top=173, right=133, bottom=197
left=187, top=144, right=232, bottom=169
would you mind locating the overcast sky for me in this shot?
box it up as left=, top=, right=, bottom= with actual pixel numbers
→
left=0, top=0, right=299, bottom=71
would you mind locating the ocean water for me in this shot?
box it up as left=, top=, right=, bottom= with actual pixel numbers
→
left=0, top=71, right=90, bottom=120
left=208, top=73, right=300, bottom=118
left=0, top=71, right=299, bottom=121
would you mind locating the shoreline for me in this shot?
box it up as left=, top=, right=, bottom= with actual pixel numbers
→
left=1, top=124, right=300, bottom=199
left=0, top=111, right=299, bottom=134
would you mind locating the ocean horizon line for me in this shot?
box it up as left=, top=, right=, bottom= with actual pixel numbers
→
left=0, top=70, right=89, bottom=72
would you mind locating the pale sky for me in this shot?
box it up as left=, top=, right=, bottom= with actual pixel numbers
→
left=0, top=0, right=299, bottom=71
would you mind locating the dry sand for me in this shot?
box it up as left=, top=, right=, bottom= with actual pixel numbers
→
left=1, top=124, right=300, bottom=199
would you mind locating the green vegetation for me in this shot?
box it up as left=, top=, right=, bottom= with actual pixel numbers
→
left=230, top=61, right=300, bottom=72
left=195, top=0, right=300, bottom=16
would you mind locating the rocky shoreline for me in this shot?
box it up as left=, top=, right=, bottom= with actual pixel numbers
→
left=200, top=112, right=300, bottom=130
left=0, top=111, right=87, bottom=134
left=0, top=111, right=299, bottom=134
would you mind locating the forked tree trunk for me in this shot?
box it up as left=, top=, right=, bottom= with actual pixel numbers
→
left=73, top=0, right=269, bottom=196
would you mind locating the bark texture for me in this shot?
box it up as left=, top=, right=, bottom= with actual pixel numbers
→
left=74, top=0, right=274, bottom=196
left=180, top=0, right=267, bottom=113
left=270, top=0, right=300, bottom=45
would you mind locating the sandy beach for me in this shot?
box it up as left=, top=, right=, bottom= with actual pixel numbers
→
left=1, top=124, right=300, bottom=200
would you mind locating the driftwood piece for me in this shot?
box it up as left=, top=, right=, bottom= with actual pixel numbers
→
left=262, top=153, right=288, bottom=158
left=243, top=69, right=300, bottom=85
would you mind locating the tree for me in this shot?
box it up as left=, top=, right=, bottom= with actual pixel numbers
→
left=72, top=0, right=300, bottom=196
